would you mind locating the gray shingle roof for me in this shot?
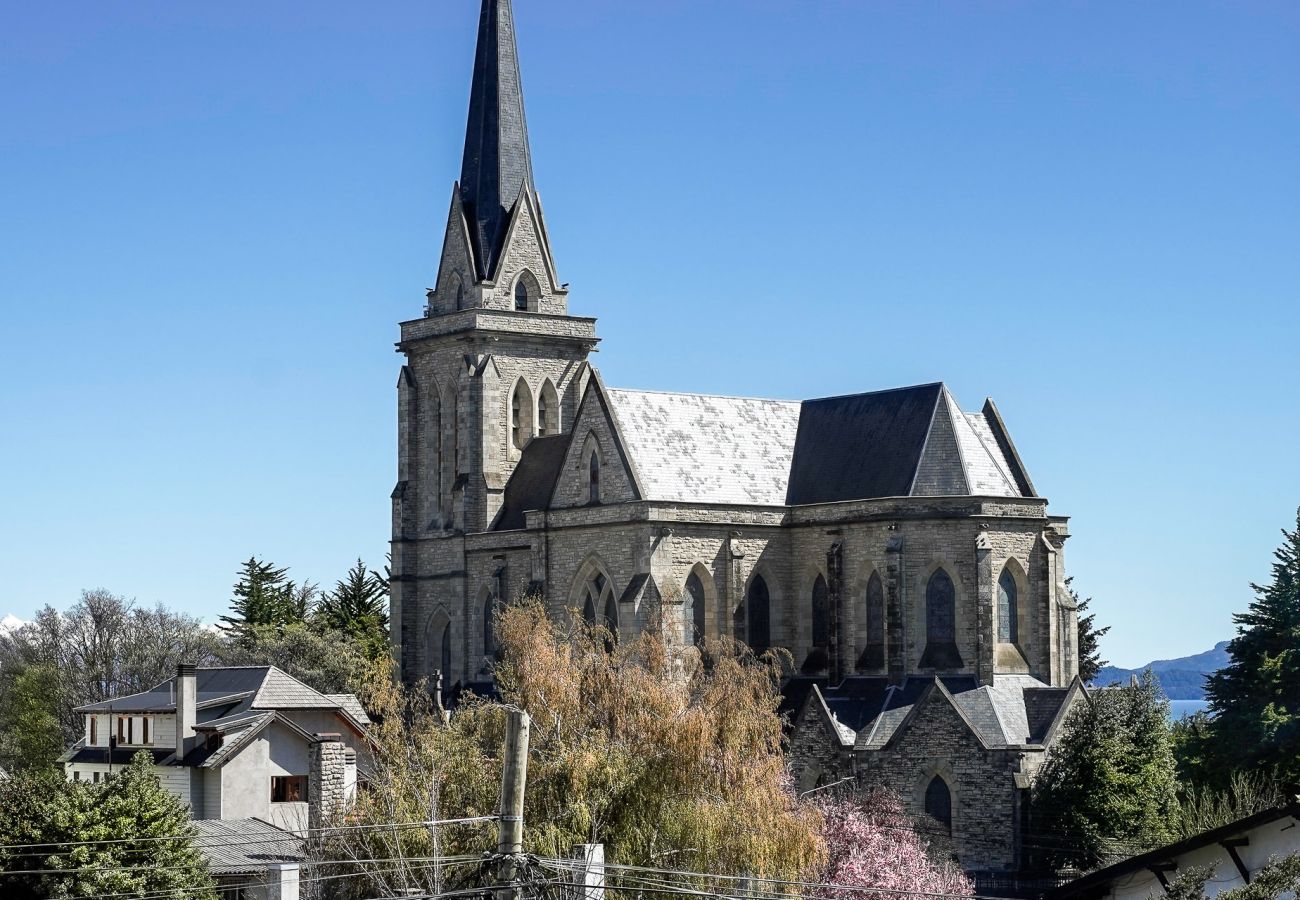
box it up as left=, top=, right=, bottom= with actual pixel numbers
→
left=493, top=433, right=571, bottom=530
left=192, top=819, right=303, bottom=875
left=604, top=389, right=802, bottom=506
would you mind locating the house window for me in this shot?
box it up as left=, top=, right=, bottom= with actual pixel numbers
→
left=117, top=716, right=131, bottom=745
left=205, top=733, right=223, bottom=752
left=685, top=571, right=707, bottom=647
left=588, top=451, right=600, bottom=505
left=73, top=770, right=81, bottom=782
left=89, top=717, right=97, bottom=746
left=926, top=569, right=956, bottom=643
left=93, top=771, right=102, bottom=784
left=746, top=575, right=771, bottom=652
left=140, top=717, right=150, bottom=746
left=997, top=568, right=1018, bottom=644
left=514, top=280, right=529, bottom=311
left=924, top=776, right=953, bottom=834
left=271, top=775, right=308, bottom=803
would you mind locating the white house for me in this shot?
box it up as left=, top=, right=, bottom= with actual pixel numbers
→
left=60, top=664, right=370, bottom=834
left=1050, top=799, right=1300, bottom=900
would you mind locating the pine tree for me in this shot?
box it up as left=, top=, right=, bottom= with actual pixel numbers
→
left=1202, top=509, right=1300, bottom=784
left=1070, top=577, right=1110, bottom=684
left=317, top=559, right=389, bottom=660
left=218, top=557, right=310, bottom=644
left=1030, top=671, right=1180, bottom=871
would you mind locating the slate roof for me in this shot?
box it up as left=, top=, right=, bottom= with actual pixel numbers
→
left=460, top=0, right=535, bottom=279
left=791, top=675, right=1076, bottom=753
left=192, top=819, right=304, bottom=876
left=603, top=389, right=802, bottom=506
left=76, top=667, right=363, bottom=721
left=494, top=380, right=1034, bottom=521
left=494, top=433, right=571, bottom=530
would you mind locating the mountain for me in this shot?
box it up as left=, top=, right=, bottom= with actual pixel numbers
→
left=0, top=614, right=26, bottom=636
left=1092, top=641, right=1231, bottom=699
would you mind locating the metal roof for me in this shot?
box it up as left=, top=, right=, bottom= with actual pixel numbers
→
left=192, top=819, right=303, bottom=875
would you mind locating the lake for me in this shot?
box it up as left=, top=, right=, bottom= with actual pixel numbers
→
left=1169, top=699, right=1210, bottom=719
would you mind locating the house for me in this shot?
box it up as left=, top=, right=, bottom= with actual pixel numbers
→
left=193, top=818, right=304, bottom=900
left=61, top=664, right=369, bottom=834
left=1049, top=799, right=1300, bottom=900
left=388, top=0, right=1079, bottom=877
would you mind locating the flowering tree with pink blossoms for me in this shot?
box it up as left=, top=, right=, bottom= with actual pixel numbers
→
left=812, top=788, right=974, bottom=898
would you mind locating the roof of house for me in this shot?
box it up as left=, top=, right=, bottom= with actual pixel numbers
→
left=492, top=379, right=1035, bottom=528
left=192, top=818, right=304, bottom=876
left=1048, top=801, right=1300, bottom=899
left=788, top=674, right=1080, bottom=753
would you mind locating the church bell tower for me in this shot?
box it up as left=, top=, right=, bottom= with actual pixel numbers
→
left=390, top=0, right=598, bottom=686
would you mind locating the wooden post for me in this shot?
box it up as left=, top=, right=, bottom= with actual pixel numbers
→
left=496, top=708, right=531, bottom=900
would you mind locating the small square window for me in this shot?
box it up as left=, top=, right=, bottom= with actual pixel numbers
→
left=271, top=775, right=308, bottom=803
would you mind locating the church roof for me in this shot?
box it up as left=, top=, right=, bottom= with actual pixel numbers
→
left=604, top=389, right=802, bottom=506
left=460, top=0, right=535, bottom=280
left=494, top=433, right=571, bottom=530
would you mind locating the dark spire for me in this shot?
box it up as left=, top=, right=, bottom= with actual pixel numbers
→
left=460, top=0, right=535, bottom=280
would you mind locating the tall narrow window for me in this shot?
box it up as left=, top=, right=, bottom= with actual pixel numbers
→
left=483, top=594, right=497, bottom=659
left=865, top=572, right=885, bottom=644
left=511, top=381, right=533, bottom=450
left=997, top=569, right=1019, bottom=644
left=811, top=575, right=831, bottom=649
left=538, top=380, right=559, bottom=436
left=514, top=280, right=529, bottom=311
left=90, top=717, right=98, bottom=746
left=588, top=452, right=600, bottom=505
left=746, top=576, right=771, bottom=652
left=924, top=777, right=953, bottom=833
left=926, top=569, right=956, bottom=643
left=141, top=717, right=150, bottom=746
left=580, top=571, right=616, bottom=644
left=440, top=623, right=452, bottom=683
left=685, top=572, right=708, bottom=647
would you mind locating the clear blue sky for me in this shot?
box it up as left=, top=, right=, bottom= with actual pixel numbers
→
left=1, top=1, right=1296, bottom=668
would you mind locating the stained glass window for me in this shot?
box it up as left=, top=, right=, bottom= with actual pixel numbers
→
left=686, top=572, right=707, bottom=646
left=925, top=777, right=952, bottom=833
left=811, top=575, right=830, bottom=649
left=866, top=572, right=885, bottom=644
left=926, top=569, right=955, bottom=643
left=998, top=569, right=1018, bottom=644
left=747, top=575, right=771, bottom=651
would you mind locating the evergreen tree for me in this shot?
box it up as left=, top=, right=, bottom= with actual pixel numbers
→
left=1069, top=577, right=1110, bottom=684
left=1030, top=671, right=1180, bottom=871
left=0, top=753, right=217, bottom=899
left=1201, top=509, right=1300, bottom=785
left=317, top=559, right=389, bottom=659
left=218, top=557, right=312, bottom=643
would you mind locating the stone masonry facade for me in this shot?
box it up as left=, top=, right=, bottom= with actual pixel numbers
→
left=388, top=0, right=1083, bottom=876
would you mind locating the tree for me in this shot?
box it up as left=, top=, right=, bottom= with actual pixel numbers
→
left=1200, top=509, right=1300, bottom=785
left=1030, top=671, right=1180, bottom=871
left=316, top=558, right=389, bottom=659
left=218, top=557, right=315, bottom=643
left=0, top=665, right=64, bottom=774
left=0, top=590, right=218, bottom=756
left=1070, top=577, right=1110, bottom=684
left=320, top=600, right=822, bottom=898
left=215, top=621, right=373, bottom=695
left=0, top=752, right=217, bottom=899
left=813, top=789, right=973, bottom=898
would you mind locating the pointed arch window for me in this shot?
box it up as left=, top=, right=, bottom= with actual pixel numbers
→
left=998, top=569, right=1019, bottom=644
left=685, top=571, right=708, bottom=647
left=811, top=575, right=831, bottom=650
left=440, top=623, right=452, bottom=684
left=580, top=571, right=617, bottom=644
left=919, top=568, right=963, bottom=670
left=483, top=593, right=498, bottom=660
left=746, top=575, right=771, bottom=652
left=924, top=777, right=953, bottom=834
left=588, top=451, right=600, bottom=505
left=859, top=571, right=886, bottom=671
left=456, top=278, right=466, bottom=310
left=538, top=381, right=559, bottom=436
left=514, top=280, right=529, bottom=311
left=926, top=569, right=956, bottom=643
left=511, top=381, right=533, bottom=450
left=428, top=387, right=443, bottom=525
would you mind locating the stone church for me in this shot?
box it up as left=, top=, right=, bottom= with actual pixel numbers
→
left=390, top=0, right=1086, bottom=875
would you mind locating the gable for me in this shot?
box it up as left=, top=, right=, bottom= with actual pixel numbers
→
left=549, top=375, right=641, bottom=509
left=491, top=189, right=563, bottom=312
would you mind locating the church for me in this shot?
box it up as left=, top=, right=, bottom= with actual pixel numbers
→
left=390, top=0, right=1086, bottom=875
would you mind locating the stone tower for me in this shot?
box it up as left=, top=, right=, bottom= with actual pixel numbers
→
left=390, top=0, right=598, bottom=685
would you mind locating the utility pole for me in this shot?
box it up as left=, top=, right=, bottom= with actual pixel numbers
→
left=495, top=708, right=531, bottom=900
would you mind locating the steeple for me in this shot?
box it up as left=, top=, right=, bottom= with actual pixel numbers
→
left=459, top=0, right=535, bottom=281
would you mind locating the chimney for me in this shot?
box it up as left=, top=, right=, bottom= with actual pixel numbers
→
left=176, top=663, right=196, bottom=760
left=309, top=734, right=347, bottom=832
